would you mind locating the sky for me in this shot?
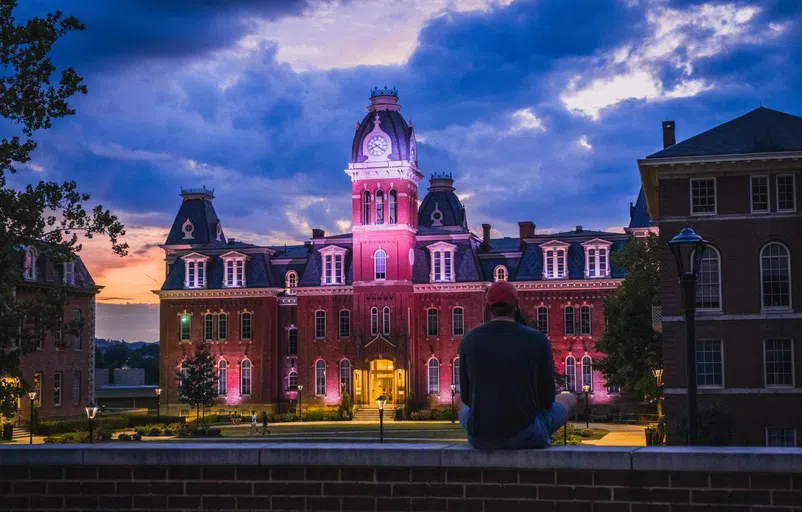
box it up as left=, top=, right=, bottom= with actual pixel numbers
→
left=10, top=0, right=802, bottom=341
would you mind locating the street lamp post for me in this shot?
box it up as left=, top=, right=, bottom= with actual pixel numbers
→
left=450, top=384, right=456, bottom=424
left=27, top=391, right=37, bottom=445
left=668, top=224, right=708, bottom=447
left=582, top=385, right=591, bottom=429
left=155, top=387, right=162, bottom=420
left=652, top=369, right=664, bottom=418
left=376, top=395, right=386, bottom=443
left=560, top=390, right=570, bottom=445
left=297, top=385, right=303, bottom=419
left=85, top=401, right=99, bottom=444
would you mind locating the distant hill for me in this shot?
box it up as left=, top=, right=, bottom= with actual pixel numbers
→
left=95, top=338, right=159, bottom=351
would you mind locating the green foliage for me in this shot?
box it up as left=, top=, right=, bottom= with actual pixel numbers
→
left=96, top=340, right=159, bottom=384
left=117, top=433, right=132, bottom=441
left=36, top=416, right=127, bottom=436
left=175, top=341, right=218, bottom=422
left=131, top=433, right=142, bottom=441
left=0, top=1, right=127, bottom=417
left=300, top=409, right=343, bottom=422
left=126, top=414, right=184, bottom=427
left=338, top=391, right=354, bottom=420
left=95, top=424, right=114, bottom=441
left=0, top=379, right=20, bottom=422
left=408, top=409, right=451, bottom=421
left=44, top=432, right=90, bottom=444
left=595, top=234, right=662, bottom=402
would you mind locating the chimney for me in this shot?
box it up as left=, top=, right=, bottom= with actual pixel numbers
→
left=481, top=224, right=491, bottom=245
left=576, top=225, right=583, bottom=233
left=662, top=120, right=676, bottom=148
left=312, top=228, right=325, bottom=239
left=518, top=221, right=535, bottom=239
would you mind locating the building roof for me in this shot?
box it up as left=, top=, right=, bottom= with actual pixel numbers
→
left=418, top=174, right=468, bottom=231
left=164, top=188, right=228, bottom=246
left=20, top=243, right=97, bottom=291
left=351, top=90, right=414, bottom=164
left=647, top=107, right=802, bottom=159
left=628, top=186, right=654, bottom=229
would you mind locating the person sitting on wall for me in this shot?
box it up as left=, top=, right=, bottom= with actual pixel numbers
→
left=458, top=280, right=576, bottom=449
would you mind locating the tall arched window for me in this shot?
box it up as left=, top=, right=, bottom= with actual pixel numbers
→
left=288, top=328, right=298, bottom=355
left=362, top=190, right=371, bottom=225
left=240, top=359, right=252, bottom=395
left=374, top=249, right=387, bottom=280
left=370, top=307, right=379, bottom=336
left=180, top=314, right=191, bottom=342
left=315, top=360, right=326, bottom=395
left=565, top=356, right=576, bottom=392
left=427, top=308, right=439, bottom=336
left=376, top=190, right=385, bottom=224
left=494, top=266, right=508, bottom=282
left=204, top=313, right=214, bottom=340
left=580, top=306, right=591, bottom=335
left=288, top=371, right=298, bottom=390
left=286, top=270, right=298, bottom=292
left=339, top=310, right=350, bottom=338
left=315, top=311, right=326, bottom=339
left=695, top=246, right=721, bottom=310
left=536, top=306, right=548, bottom=334
left=389, top=190, right=397, bottom=224
left=582, top=356, right=593, bottom=391
left=340, top=359, right=352, bottom=395
left=382, top=307, right=391, bottom=336
left=218, top=360, right=227, bottom=395
left=218, top=313, right=227, bottom=340
left=761, top=243, right=791, bottom=309
left=452, top=358, right=460, bottom=394
left=241, top=312, right=252, bottom=340
left=452, top=307, right=464, bottom=336
left=564, top=306, right=575, bottom=335
left=428, top=358, right=440, bottom=394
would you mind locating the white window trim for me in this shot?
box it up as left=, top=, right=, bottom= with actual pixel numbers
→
left=339, top=358, right=352, bottom=395
left=452, top=307, right=465, bottom=336
left=750, top=175, right=770, bottom=214
left=382, top=306, right=391, bottom=336
left=697, top=339, right=725, bottom=389
left=23, top=246, right=38, bottom=281
left=338, top=309, right=350, bottom=338
left=565, top=356, right=577, bottom=392
left=318, top=245, right=347, bottom=286
left=240, top=358, right=252, bottom=396
left=690, top=177, right=717, bottom=216
left=693, top=246, right=723, bottom=313
left=564, top=305, right=576, bottom=335
left=452, top=358, right=460, bottom=394
left=221, top=251, right=248, bottom=288
left=184, top=252, right=210, bottom=289
left=314, top=309, right=327, bottom=339
left=536, top=306, right=549, bottom=334
left=204, top=313, right=215, bottom=341
left=427, top=357, right=440, bottom=394
left=373, top=248, right=388, bottom=281
left=581, top=239, right=613, bottom=279
left=315, top=359, right=327, bottom=396
left=766, top=427, right=797, bottom=448
left=763, top=338, right=795, bottom=388
left=218, top=312, right=228, bottom=341
left=581, top=355, right=593, bottom=391
left=240, top=310, right=253, bottom=341
left=218, top=359, right=228, bottom=395
left=580, top=305, right=592, bottom=336
left=63, top=261, right=75, bottom=286
left=776, top=174, right=797, bottom=213
left=285, top=270, right=298, bottom=293
left=541, top=241, right=570, bottom=280
left=427, top=241, right=457, bottom=283
left=426, top=308, right=439, bottom=337
left=760, top=242, right=793, bottom=312
left=370, top=307, right=379, bottom=336
left=494, top=265, right=508, bottom=282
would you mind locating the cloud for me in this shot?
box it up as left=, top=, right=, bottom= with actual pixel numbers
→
left=578, top=135, right=592, bottom=150
left=509, top=108, right=546, bottom=133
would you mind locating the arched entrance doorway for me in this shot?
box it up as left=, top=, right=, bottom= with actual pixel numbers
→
left=354, top=359, right=407, bottom=406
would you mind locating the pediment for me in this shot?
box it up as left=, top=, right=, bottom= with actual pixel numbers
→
left=220, top=251, right=249, bottom=260
left=540, top=240, right=570, bottom=249
left=580, top=238, right=613, bottom=247
left=426, top=241, right=457, bottom=252
left=183, top=252, right=209, bottom=260
left=363, top=335, right=397, bottom=349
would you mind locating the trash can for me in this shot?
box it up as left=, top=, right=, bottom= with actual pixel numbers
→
left=2, top=423, right=13, bottom=441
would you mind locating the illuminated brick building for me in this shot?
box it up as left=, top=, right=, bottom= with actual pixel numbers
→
left=156, top=88, right=645, bottom=414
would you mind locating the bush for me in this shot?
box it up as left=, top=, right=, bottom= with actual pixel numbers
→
left=550, top=429, right=584, bottom=445
left=118, top=433, right=132, bottom=441
left=578, top=429, right=595, bottom=439
left=37, top=417, right=128, bottom=436
left=95, top=424, right=114, bottom=442
left=43, top=432, right=90, bottom=444
left=127, top=415, right=184, bottom=427
left=338, top=392, right=354, bottom=420
left=179, top=426, right=222, bottom=437
left=132, top=434, right=142, bottom=441
left=300, top=410, right=342, bottom=422
left=135, top=428, right=146, bottom=436
left=149, top=427, right=162, bottom=436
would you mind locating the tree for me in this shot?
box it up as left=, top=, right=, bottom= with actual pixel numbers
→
left=595, top=234, right=662, bottom=411
left=0, top=1, right=127, bottom=421
left=175, top=341, right=218, bottom=423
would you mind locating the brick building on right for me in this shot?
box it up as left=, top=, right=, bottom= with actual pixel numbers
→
left=638, top=107, right=802, bottom=446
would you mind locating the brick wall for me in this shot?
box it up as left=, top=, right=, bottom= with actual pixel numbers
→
left=2, top=445, right=802, bottom=511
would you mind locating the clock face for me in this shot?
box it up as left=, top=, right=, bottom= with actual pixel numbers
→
left=367, top=135, right=388, bottom=156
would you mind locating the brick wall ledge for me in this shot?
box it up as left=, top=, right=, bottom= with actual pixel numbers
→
left=2, top=444, right=802, bottom=473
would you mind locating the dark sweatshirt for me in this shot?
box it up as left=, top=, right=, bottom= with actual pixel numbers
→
left=459, top=320, right=556, bottom=441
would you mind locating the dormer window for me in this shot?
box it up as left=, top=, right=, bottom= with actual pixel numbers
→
left=581, top=239, right=613, bottom=278
left=23, top=246, right=37, bottom=281
left=494, top=265, right=508, bottom=282
left=541, top=241, right=569, bottom=279
left=63, top=261, right=75, bottom=285
left=286, top=270, right=298, bottom=293
left=221, top=251, right=248, bottom=288
left=319, top=245, right=347, bottom=285
left=183, top=253, right=209, bottom=289
left=428, top=241, right=456, bottom=283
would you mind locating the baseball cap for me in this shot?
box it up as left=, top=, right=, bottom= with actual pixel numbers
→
left=486, top=280, right=518, bottom=306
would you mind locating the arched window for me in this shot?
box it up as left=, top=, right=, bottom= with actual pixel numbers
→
left=286, top=271, right=298, bottom=292
left=218, top=360, right=227, bottom=395
left=389, top=190, right=397, bottom=224
left=362, top=190, right=371, bottom=225
left=536, top=306, right=548, bottom=334
left=240, top=359, right=252, bottom=395
left=580, top=306, right=591, bottom=335
left=695, top=246, right=721, bottom=310
left=382, top=307, right=391, bottom=336
left=452, top=358, right=460, bottom=394
left=288, top=328, right=298, bottom=355
left=339, top=310, right=350, bottom=338
left=374, top=249, right=387, bottom=280
left=23, top=246, right=37, bottom=280
left=204, top=313, right=214, bottom=340
left=315, top=360, right=326, bottom=395
left=564, top=306, right=575, bottom=335
left=340, top=359, right=352, bottom=395
left=315, top=310, right=326, bottom=339
left=452, top=307, right=464, bottom=336
left=582, top=356, right=593, bottom=391
left=376, top=190, right=385, bottom=224
left=370, top=307, right=379, bottom=336
left=494, top=265, right=508, bottom=282
left=218, top=313, right=227, bottom=340
left=288, top=371, right=298, bottom=390
left=428, top=358, right=440, bottom=394
left=241, top=312, right=252, bottom=341
left=761, top=243, right=791, bottom=309
left=180, top=314, right=191, bottom=342
left=427, top=308, right=439, bottom=336
left=565, top=356, right=576, bottom=392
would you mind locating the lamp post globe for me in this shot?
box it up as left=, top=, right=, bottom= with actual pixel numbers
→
left=582, top=385, right=591, bottom=429
left=155, top=387, right=162, bottom=420
left=27, top=391, right=37, bottom=444
left=85, top=401, right=99, bottom=444
left=668, top=224, right=708, bottom=446
left=376, top=395, right=387, bottom=443
left=450, top=384, right=456, bottom=424
left=297, top=385, right=303, bottom=418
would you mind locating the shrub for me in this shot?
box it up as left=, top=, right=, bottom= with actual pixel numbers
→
left=118, top=433, right=132, bottom=441
left=149, top=427, right=162, bottom=436
left=127, top=415, right=185, bottom=427
left=95, top=425, right=114, bottom=442
left=578, top=429, right=595, bottom=438
left=37, top=417, right=127, bottom=436
left=338, top=392, right=354, bottom=420
left=132, top=434, right=142, bottom=441
left=135, top=428, right=146, bottom=436
left=43, top=432, right=90, bottom=444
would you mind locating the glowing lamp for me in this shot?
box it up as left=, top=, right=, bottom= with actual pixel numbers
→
left=155, top=387, right=162, bottom=396
left=376, top=395, right=386, bottom=411
left=582, top=385, right=591, bottom=393
left=85, top=401, right=99, bottom=420
left=28, top=391, right=37, bottom=401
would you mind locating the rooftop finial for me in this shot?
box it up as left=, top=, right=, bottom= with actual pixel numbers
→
left=430, top=172, right=453, bottom=180
left=370, top=86, right=398, bottom=98
left=180, top=186, right=215, bottom=200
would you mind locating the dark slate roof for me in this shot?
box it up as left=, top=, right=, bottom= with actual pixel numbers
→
left=479, top=256, right=521, bottom=282
left=412, top=240, right=481, bottom=284
left=487, top=237, right=521, bottom=252
left=162, top=252, right=275, bottom=290
left=647, top=107, right=802, bottom=159
left=20, top=244, right=96, bottom=291
left=269, top=244, right=311, bottom=259
left=165, top=195, right=227, bottom=246
left=628, top=187, right=654, bottom=229
left=514, top=235, right=628, bottom=281
left=351, top=109, right=413, bottom=163
left=418, top=178, right=468, bottom=230
left=298, top=245, right=353, bottom=286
